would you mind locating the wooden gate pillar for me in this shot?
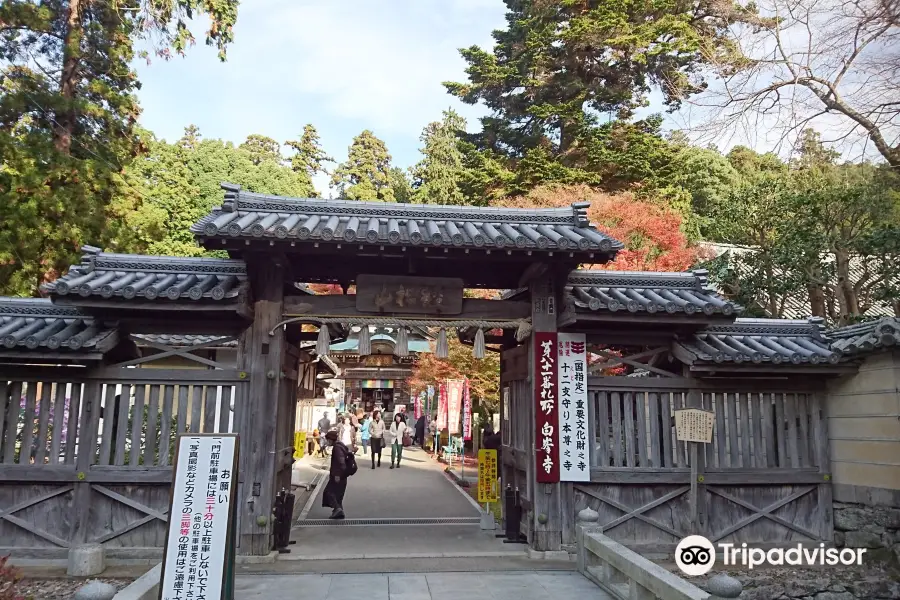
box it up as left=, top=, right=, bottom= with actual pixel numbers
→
left=236, top=256, right=286, bottom=555
left=529, top=268, right=562, bottom=552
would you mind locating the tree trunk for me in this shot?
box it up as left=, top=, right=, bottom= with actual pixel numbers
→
left=54, top=0, right=85, bottom=154
left=807, top=283, right=827, bottom=318
left=834, top=249, right=860, bottom=322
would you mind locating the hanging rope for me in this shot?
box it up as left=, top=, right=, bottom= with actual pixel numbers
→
left=315, top=325, right=331, bottom=356
left=436, top=327, right=449, bottom=358
left=268, top=315, right=532, bottom=336
left=394, top=326, right=409, bottom=357
left=358, top=325, right=371, bottom=356
left=473, top=328, right=486, bottom=359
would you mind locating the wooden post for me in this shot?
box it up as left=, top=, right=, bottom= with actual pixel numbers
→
left=71, top=381, right=102, bottom=545
left=686, top=387, right=706, bottom=534
left=236, top=256, right=286, bottom=556
left=529, top=269, right=561, bottom=552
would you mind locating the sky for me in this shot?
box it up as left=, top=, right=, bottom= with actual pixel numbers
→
left=134, top=0, right=510, bottom=196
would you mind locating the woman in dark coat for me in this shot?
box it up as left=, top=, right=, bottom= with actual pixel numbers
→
left=414, top=415, right=426, bottom=447
left=321, top=430, right=350, bottom=519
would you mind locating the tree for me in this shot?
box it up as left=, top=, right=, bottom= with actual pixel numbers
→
left=445, top=0, right=740, bottom=161
left=0, top=0, right=240, bottom=295
left=239, top=134, right=281, bottom=166
left=501, top=185, right=700, bottom=272
left=692, top=0, right=900, bottom=166
left=330, top=130, right=395, bottom=202
left=122, top=126, right=315, bottom=257
left=407, top=336, right=501, bottom=415
left=389, top=168, right=414, bottom=203
left=286, top=124, right=334, bottom=183
left=411, top=110, right=468, bottom=205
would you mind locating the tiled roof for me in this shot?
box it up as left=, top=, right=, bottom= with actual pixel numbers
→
left=191, top=183, right=623, bottom=255
left=0, top=298, right=117, bottom=352
left=676, top=318, right=841, bottom=366
left=829, top=317, right=900, bottom=355
left=567, top=269, right=741, bottom=317
left=41, top=246, right=247, bottom=302
left=132, top=334, right=238, bottom=348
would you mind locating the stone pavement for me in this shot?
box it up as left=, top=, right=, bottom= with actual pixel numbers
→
left=235, top=571, right=614, bottom=600
left=303, top=445, right=479, bottom=520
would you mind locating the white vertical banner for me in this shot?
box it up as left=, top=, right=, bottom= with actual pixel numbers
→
left=558, top=333, right=590, bottom=481
left=160, top=434, right=238, bottom=600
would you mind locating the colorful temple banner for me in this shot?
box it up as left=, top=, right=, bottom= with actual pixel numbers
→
left=447, top=379, right=465, bottom=435
left=462, top=378, right=472, bottom=441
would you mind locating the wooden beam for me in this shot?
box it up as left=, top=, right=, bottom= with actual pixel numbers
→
left=283, top=295, right=530, bottom=321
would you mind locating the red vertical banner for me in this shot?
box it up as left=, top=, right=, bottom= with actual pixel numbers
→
left=437, top=383, right=449, bottom=430
left=462, top=379, right=472, bottom=441
left=534, top=331, right=559, bottom=482
left=447, top=379, right=464, bottom=435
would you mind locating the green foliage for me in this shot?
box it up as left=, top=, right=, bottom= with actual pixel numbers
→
left=286, top=125, right=334, bottom=186
left=445, top=0, right=738, bottom=160
left=703, top=142, right=900, bottom=324
left=389, top=167, right=414, bottom=203
left=330, top=130, right=395, bottom=201
left=0, top=0, right=240, bottom=296
left=122, top=127, right=315, bottom=256
left=411, top=109, right=469, bottom=205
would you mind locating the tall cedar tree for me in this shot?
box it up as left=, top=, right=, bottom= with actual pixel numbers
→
left=444, top=0, right=741, bottom=164
left=411, top=109, right=469, bottom=205
left=331, top=130, right=395, bottom=202
left=286, top=124, right=334, bottom=184
left=0, top=0, right=239, bottom=296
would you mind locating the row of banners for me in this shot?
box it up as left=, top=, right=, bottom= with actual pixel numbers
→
left=535, top=332, right=590, bottom=483
left=413, top=378, right=472, bottom=441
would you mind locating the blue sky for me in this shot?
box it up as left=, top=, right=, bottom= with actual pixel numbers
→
left=134, top=0, right=510, bottom=196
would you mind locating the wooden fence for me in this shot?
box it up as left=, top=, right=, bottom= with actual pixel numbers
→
left=575, top=376, right=833, bottom=553
left=0, top=358, right=247, bottom=558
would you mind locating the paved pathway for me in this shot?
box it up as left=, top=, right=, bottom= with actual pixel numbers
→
left=235, top=571, right=614, bottom=600
left=303, top=445, right=479, bottom=520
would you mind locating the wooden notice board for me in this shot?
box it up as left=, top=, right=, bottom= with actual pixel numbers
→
left=674, top=408, right=715, bottom=443
left=159, top=433, right=239, bottom=600
left=356, top=274, right=464, bottom=314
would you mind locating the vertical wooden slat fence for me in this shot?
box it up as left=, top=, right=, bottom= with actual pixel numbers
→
left=0, top=362, right=247, bottom=559
left=575, top=376, right=832, bottom=554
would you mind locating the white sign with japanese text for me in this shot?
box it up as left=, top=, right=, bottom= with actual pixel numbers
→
left=160, top=434, right=238, bottom=600
left=558, top=333, right=590, bottom=481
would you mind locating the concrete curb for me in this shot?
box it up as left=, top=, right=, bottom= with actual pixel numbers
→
left=443, top=469, right=485, bottom=514
left=112, top=562, right=161, bottom=600
left=297, top=470, right=327, bottom=521
left=277, top=550, right=526, bottom=561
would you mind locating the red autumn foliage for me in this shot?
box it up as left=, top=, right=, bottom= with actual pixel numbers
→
left=500, top=184, right=698, bottom=272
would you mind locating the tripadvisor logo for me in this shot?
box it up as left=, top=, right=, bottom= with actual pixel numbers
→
left=675, top=535, right=867, bottom=576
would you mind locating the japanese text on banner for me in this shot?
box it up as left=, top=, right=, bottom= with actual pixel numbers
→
left=557, top=333, right=590, bottom=481
left=534, top=332, right=559, bottom=482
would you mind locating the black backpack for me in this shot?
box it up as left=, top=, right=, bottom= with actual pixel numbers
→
left=345, top=451, right=358, bottom=477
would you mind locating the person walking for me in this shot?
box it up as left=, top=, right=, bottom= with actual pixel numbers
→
left=339, top=415, right=353, bottom=448
left=389, top=413, right=408, bottom=469
left=430, top=415, right=441, bottom=457
left=360, top=413, right=372, bottom=456
left=368, top=411, right=386, bottom=469
left=317, top=412, right=331, bottom=457
left=321, top=430, right=356, bottom=519
left=414, top=414, right=426, bottom=447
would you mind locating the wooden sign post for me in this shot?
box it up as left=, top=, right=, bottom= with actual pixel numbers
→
left=159, top=433, right=239, bottom=600
left=675, top=408, right=713, bottom=531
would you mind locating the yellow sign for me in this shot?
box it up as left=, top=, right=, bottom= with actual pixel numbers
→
left=674, top=408, right=715, bottom=443
left=293, top=431, right=307, bottom=459
left=477, top=449, right=499, bottom=503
